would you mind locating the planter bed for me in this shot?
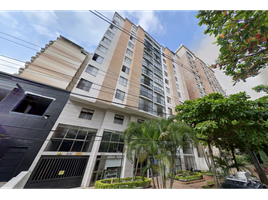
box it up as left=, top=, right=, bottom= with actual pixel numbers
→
left=95, top=176, right=151, bottom=189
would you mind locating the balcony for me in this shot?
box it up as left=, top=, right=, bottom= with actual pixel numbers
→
left=140, top=89, right=153, bottom=100
left=154, top=97, right=165, bottom=106
left=154, top=61, right=162, bottom=70
left=142, top=59, right=154, bottom=71
left=154, top=77, right=164, bottom=86
left=154, top=69, right=163, bottom=78
left=142, top=68, right=153, bottom=79
left=141, top=78, right=153, bottom=89
left=143, top=53, right=154, bottom=63
left=154, top=86, right=164, bottom=95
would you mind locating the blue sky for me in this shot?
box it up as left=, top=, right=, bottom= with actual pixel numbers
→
left=0, top=5, right=267, bottom=100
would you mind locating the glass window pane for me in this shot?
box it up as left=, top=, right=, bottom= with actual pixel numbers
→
left=76, top=129, right=87, bottom=139
left=82, top=141, right=94, bottom=152
left=59, top=140, right=74, bottom=151
left=119, top=135, right=124, bottom=143
left=71, top=141, right=84, bottom=152
left=118, top=143, right=124, bottom=153
left=111, top=133, right=120, bottom=142
left=44, top=139, right=62, bottom=151
left=102, top=131, right=111, bottom=141
left=52, top=125, right=68, bottom=138
left=65, top=128, right=78, bottom=139
left=108, top=143, right=118, bottom=152
left=99, top=142, right=109, bottom=152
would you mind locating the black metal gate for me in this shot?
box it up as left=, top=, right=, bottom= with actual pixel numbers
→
left=24, top=155, right=88, bottom=188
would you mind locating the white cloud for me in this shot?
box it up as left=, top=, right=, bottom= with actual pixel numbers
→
left=32, top=24, right=59, bottom=38
left=192, top=35, right=267, bottom=100
left=23, top=10, right=59, bottom=27
left=0, top=12, right=19, bottom=28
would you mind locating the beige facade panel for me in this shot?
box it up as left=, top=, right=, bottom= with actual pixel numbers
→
left=97, top=20, right=133, bottom=104
left=126, top=26, right=145, bottom=109
left=165, top=48, right=180, bottom=112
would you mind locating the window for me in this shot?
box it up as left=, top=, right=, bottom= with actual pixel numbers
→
left=85, top=64, right=99, bottom=77
left=102, top=37, right=111, bottom=45
left=195, top=78, right=198, bottom=83
left=164, top=71, right=168, bottom=77
left=165, top=79, right=169, bottom=84
left=197, top=84, right=201, bottom=90
left=92, top=53, right=104, bottom=64
left=114, top=114, right=124, bottom=124
left=115, top=15, right=121, bottom=21
left=98, top=130, right=124, bottom=153
left=175, top=76, right=178, bottom=82
left=79, top=108, right=94, bottom=120
left=45, top=124, right=97, bottom=152
left=193, top=72, right=196, bottom=76
left=199, top=91, right=204, bottom=97
left=166, top=87, right=170, bottom=94
left=110, top=24, right=117, bottom=31
left=13, top=93, right=53, bottom=116
left=126, top=48, right=133, bottom=56
left=97, top=44, right=108, bottom=54
left=139, top=97, right=153, bottom=114
left=124, top=56, right=132, bottom=64
left=141, top=75, right=153, bottom=88
left=115, top=89, right=125, bottom=101
left=163, top=59, right=166, bottom=63
left=176, top=84, right=180, bottom=90
left=168, top=108, right=173, bottom=116
left=128, top=41, right=134, bottom=49
left=106, top=30, right=114, bottom=38
left=203, top=88, right=207, bottom=94
left=119, top=76, right=128, bottom=86
left=130, top=35, right=135, bottom=43
left=164, top=65, right=167, bottom=70
left=121, top=65, right=130, bottom=74
left=178, top=92, right=181, bottom=98
left=167, top=97, right=171, bottom=104
left=140, top=85, right=153, bottom=100
left=76, top=79, right=92, bottom=92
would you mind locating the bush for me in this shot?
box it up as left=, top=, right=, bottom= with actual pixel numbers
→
left=95, top=176, right=151, bottom=189
left=182, top=172, right=186, bottom=177
left=206, top=180, right=214, bottom=185
left=203, top=185, right=210, bottom=188
left=174, top=172, right=203, bottom=182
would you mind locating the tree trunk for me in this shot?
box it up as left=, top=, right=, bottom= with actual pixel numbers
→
left=247, top=148, right=268, bottom=185
left=134, top=157, right=139, bottom=181
left=202, top=146, right=211, bottom=170
left=148, top=158, right=156, bottom=189
left=170, top=153, right=175, bottom=189
left=207, top=141, right=220, bottom=188
left=163, top=164, right=166, bottom=189
left=132, top=154, right=136, bottom=181
left=230, top=147, right=239, bottom=171
left=153, top=155, right=160, bottom=189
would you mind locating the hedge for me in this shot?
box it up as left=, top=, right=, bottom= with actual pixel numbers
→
left=95, top=176, right=151, bottom=189
left=167, top=171, right=203, bottom=181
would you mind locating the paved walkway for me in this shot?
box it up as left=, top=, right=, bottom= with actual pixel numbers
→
left=148, top=175, right=214, bottom=189
left=76, top=175, right=215, bottom=189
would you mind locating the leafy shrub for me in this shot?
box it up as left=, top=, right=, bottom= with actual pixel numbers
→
left=95, top=176, right=151, bottom=189
left=174, top=172, right=203, bottom=182
left=203, top=185, right=210, bottom=188
left=182, top=172, right=186, bottom=177
left=206, top=180, right=214, bottom=185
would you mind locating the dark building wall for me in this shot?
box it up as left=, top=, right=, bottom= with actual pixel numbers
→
left=0, top=72, right=70, bottom=182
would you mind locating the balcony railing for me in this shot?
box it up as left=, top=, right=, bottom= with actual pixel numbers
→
left=154, top=97, right=165, bottom=105
left=154, top=61, right=162, bottom=70
left=142, top=59, right=154, bottom=71
left=154, top=77, right=164, bottom=86
left=142, top=68, right=153, bottom=79
left=143, top=53, right=154, bottom=63
left=141, top=78, right=153, bottom=89
left=154, top=86, right=164, bottom=95
left=154, top=69, right=163, bottom=77
left=140, top=89, right=153, bottom=100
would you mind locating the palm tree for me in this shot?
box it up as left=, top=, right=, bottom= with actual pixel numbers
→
left=158, top=116, right=194, bottom=188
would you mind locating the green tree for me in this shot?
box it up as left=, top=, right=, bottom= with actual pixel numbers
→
left=175, top=92, right=268, bottom=187
left=196, top=10, right=268, bottom=84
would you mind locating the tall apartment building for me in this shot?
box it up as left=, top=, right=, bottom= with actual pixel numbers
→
left=176, top=45, right=225, bottom=100
left=7, top=12, right=226, bottom=188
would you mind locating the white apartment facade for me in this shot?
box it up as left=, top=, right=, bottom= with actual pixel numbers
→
left=14, top=12, right=214, bottom=188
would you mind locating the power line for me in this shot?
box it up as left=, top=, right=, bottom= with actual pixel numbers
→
left=90, top=10, right=213, bottom=85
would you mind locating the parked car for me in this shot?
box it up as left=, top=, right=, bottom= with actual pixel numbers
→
left=220, top=172, right=268, bottom=189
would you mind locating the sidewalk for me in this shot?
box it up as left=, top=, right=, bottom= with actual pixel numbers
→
left=149, top=174, right=214, bottom=189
